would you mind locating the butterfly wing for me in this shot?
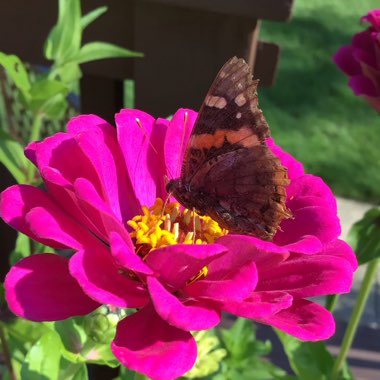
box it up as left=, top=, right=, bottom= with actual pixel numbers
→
left=188, top=145, right=291, bottom=240
left=181, top=56, right=270, bottom=179
left=167, top=56, right=291, bottom=240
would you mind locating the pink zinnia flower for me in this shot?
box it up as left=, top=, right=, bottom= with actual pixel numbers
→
left=333, top=9, right=380, bottom=111
left=1, top=109, right=356, bottom=380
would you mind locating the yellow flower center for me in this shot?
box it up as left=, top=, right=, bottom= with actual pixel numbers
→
left=127, top=198, right=228, bottom=259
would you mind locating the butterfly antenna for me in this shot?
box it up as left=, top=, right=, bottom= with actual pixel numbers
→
left=178, top=111, right=188, bottom=165
left=192, top=207, right=196, bottom=244
left=135, top=117, right=158, bottom=155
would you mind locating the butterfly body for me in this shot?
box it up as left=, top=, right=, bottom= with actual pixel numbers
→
left=166, top=57, right=291, bottom=240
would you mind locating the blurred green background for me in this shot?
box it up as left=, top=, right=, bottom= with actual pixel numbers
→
left=260, top=0, right=380, bottom=202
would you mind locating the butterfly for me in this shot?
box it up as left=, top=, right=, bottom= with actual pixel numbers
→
left=166, top=56, right=291, bottom=240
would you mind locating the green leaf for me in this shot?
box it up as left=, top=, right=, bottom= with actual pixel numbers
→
left=0, top=130, right=28, bottom=183
left=21, top=330, right=62, bottom=380
left=347, top=208, right=380, bottom=265
left=0, top=52, right=31, bottom=97
left=71, top=42, right=143, bottom=64
left=275, top=329, right=334, bottom=380
left=9, top=233, right=30, bottom=265
left=81, top=6, right=108, bottom=30
left=28, top=79, right=69, bottom=117
left=71, top=363, right=88, bottom=380
left=53, top=62, right=82, bottom=88
left=44, top=0, right=82, bottom=63
left=58, top=360, right=88, bottom=380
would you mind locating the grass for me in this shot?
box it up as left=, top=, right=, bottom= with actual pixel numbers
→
left=260, top=0, right=380, bottom=202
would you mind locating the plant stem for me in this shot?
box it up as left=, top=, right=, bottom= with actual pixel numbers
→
left=331, top=258, right=380, bottom=379
left=326, top=294, right=340, bottom=312
left=26, top=113, right=43, bottom=182
left=0, top=325, right=17, bottom=380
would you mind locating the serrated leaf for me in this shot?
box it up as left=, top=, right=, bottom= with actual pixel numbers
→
left=0, top=131, right=28, bottom=183
left=21, top=330, right=62, bottom=380
left=0, top=52, right=31, bottom=97
left=81, top=6, right=108, bottom=30
left=71, top=42, right=143, bottom=64
left=347, top=208, right=380, bottom=265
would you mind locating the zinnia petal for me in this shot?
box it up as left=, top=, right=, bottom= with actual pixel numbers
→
left=112, top=304, right=197, bottom=380
left=259, top=300, right=335, bottom=340
left=5, top=254, right=100, bottom=321
left=147, top=277, right=221, bottom=330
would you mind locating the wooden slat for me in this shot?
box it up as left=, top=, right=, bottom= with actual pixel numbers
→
left=254, top=41, right=281, bottom=87
left=144, top=0, right=294, bottom=21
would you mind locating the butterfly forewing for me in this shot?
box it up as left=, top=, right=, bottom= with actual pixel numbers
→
left=166, top=56, right=291, bottom=240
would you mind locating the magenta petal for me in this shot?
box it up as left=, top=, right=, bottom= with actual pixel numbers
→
left=362, top=9, right=380, bottom=29
left=5, top=254, right=100, bottom=321
left=67, top=114, right=111, bottom=134
left=112, top=304, right=197, bottom=380
left=146, top=243, right=227, bottom=290
left=69, top=245, right=148, bottom=308
left=333, top=45, right=362, bottom=76
left=286, top=174, right=337, bottom=212
left=147, top=277, right=220, bottom=330
left=257, top=255, right=354, bottom=298
left=282, top=235, right=322, bottom=254
left=215, top=235, right=288, bottom=272
left=34, top=133, right=102, bottom=191
left=110, top=232, right=153, bottom=275
left=116, top=109, right=164, bottom=208
left=73, top=178, right=135, bottom=249
left=0, top=185, right=92, bottom=249
left=320, top=239, right=358, bottom=270
left=72, top=125, right=132, bottom=221
left=164, top=109, right=198, bottom=179
left=260, top=300, right=335, bottom=340
left=349, top=74, right=380, bottom=96
left=223, top=291, right=293, bottom=319
left=26, top=206, right=95, bottom=250
left=185, top=261, right=258, bottom=302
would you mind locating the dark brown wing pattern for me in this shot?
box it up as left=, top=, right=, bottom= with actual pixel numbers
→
left=166, top=56, right=291, bottom=240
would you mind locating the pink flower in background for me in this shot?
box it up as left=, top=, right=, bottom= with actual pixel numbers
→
left=1, top=109, right=356, bottom=380
left=333, top=9, right=380, bottom=111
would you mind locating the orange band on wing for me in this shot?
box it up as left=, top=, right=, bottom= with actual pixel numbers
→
left=189, top=127, right=260, bottom=150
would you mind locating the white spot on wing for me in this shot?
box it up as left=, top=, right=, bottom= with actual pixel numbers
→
left=236, top=112, right=242, bottom=119
left=235, top=94, right=246, bottom=106
left=205, top=95, right=227, bottom=109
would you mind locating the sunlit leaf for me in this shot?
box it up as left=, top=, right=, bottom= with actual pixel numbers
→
left=44, top=0, right=82, bottom=62
left=72, top=42, right=143, bottom=64
left=20, top=330, right=62, bottom=380
left=0, top=130, right=27, bottom=183
left=347, top=208, right=380, bottom=265
left=81, top=6, right=108, bottom=30
left=0, top=53, right=31, bottom=98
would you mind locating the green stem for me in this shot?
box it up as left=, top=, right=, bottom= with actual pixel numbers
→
left=326, top=294, right=340, bottom=312
left=331, top=258, right=380, bottom=379
left=0, top=325, right=17, bottom=380
left=26, top=113, right=43, bottom=182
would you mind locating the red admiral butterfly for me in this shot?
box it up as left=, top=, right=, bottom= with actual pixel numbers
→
left=166, top=57, right=291, bottom=240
